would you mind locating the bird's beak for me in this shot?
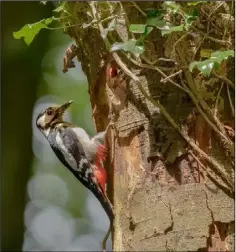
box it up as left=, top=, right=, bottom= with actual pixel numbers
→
left=57, top=100, right=73, bottom=115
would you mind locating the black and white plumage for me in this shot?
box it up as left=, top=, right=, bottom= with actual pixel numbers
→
left=36, top=101, right=114, bottom=222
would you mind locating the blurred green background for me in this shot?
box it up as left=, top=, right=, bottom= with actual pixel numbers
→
left=2, top=2, right=110, bottom=251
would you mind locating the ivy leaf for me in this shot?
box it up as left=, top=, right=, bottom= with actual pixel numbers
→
left=53, top=2, right=66, bottom=13
left=189, top=50, right=234, bottom=77
left=161, top=24, right=184, bottom=36
left=13, top=17, right=55, bottom=45
left=110, top=39, right=144, bottom=57
left=101, top=18, right=117, bottom=38
left=187, top=1, right=207, bottom=6
left=184, top=9, right=198, bottom=25
left=146, top=17, right=166, bottom=28
left=146, top=9, right=164, bottom=18
left=129, top=24, right=147, bottom=34
left=189, top=59, right=216, bottom=77
left=211, top=50, right=234, bottom=64
left=137, top=26, right=153, bottom=44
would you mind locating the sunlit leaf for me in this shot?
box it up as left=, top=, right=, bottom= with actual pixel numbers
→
left=189, top=50, right=234, bottom=77
left=146, top=17, right=166, bottom=28
left=129, top=24, right=147, bottom=34
left=189, top=59, right=215, bottom=77
left=211, top=50, right=234, bottom=64
left=161, top=24, right=184, bottom=36
left=111, top=39, right=144, bottom=57
left=187, top=1, right=207, bottom=6
left=13, top=17, right=55, bottom=45
left=53, top=2, right=66, bottom=13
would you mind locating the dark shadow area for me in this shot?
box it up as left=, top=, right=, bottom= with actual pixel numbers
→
left=1, top=2, right=54, bottom=250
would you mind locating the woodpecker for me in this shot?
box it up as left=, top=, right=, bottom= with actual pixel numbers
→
left=36, top=100, right=114, bottom=250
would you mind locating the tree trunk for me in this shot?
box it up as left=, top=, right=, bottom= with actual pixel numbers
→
left=62, top=2, right=234, bottom=251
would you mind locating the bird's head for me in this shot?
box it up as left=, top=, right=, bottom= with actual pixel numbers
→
left=36, top=100, right=73, bottom=133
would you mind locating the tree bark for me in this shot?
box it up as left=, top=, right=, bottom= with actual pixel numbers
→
left=62, top=2, right=234, bottom=251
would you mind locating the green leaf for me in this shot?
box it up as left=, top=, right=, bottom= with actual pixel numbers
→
left=187, top=1, right=207, bottom=6
left=161, top=24, right=184, bottom=36
left=137, top=26, right=153, bottom=44
left=129, top=24, right=147, bottom=34
left=146, top=17, right=166, bottom=28
left=189, top=60, right=215, bottom=77
left=211, top=50, right=234, bottom=64
left=146, top=9, right=164, bottom=18
left=40, top=1, right=47, bottom=5
left=53, top=3, right=66, bottom=13
left=189, top=50, right=234, bottom=77
left=110, top=39, right=144, bottom=57
left=184, top=10, right=198, bottom=25
left=13, top=17, right=54, bottom=45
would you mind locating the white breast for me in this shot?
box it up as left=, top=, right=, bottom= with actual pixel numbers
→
left=71, top=127, right=97, bottom=162
left=56, top=132, right=78, bottom=171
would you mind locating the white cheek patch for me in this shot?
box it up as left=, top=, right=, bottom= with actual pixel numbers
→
left=56, top=132, right=78, bottom=171
left=37, top=114, right=46, bottom=127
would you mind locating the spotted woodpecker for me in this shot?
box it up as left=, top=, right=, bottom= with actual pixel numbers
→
left=36, top=100, right=114, bottom=250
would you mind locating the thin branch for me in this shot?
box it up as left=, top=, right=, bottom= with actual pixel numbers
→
left=192, top=27, right=232, bottom=47
left=124, top=54, right=189, bottom=93
left=131, top=1, right=147, bottom=17
left=214, top=82, right=224, bottom=117
left=141, top=54, right=178, bottom=66
left=171, top=31, right=192, bottom=58
left=212, top=71, right=235, bottom=90
left=176, top=49, right=234, bottom=156
left=189, top=150, right=233, bottom=195
left=191, top=36, right=205, bottom=61
left=160, top=70, right=183, bottom=83
left=226, top=82, right=235, bottom=117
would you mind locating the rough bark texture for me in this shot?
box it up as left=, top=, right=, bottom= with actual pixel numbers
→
left=62, top=2, right=234, bottom=251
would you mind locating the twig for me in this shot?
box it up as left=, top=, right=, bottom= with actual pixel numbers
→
left=226, top=82, right=235, bottom=117
left=222, top=0, right=234, bottom=41
left=119, top=2, right=135, bottom=39
left=214, top=82, right=224, bottom=117
left=141, top=55, right=178, bottom=66
left=192, top=27, right=232, bottom=47
left=191, top=36, right=205, bottom=61
left=206, top=2, right=224, bottom=34
left=131, top=1, right=147, bottom=17
left=124, top=54, right=189, bottom=93
left=160, top=70, right=183, bottom=83
left=171, top=32, right=192, bottom=58
left=179, top=75, right=231, bottom=145
left=189, top=150, right=233, bottom=195
left=212, top=71, right=235, bottom=90
left=177, top=49, right=234, bottom=157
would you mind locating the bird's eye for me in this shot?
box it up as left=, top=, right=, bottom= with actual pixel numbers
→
left=46, top=109, right=53, bottom=116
